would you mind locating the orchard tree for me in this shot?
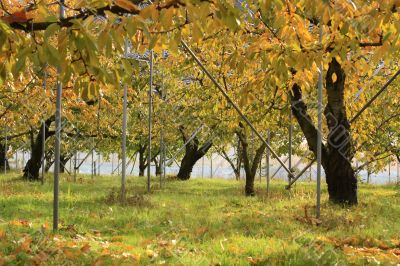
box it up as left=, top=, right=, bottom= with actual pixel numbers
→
left=238, top=0, right=400, bottom=204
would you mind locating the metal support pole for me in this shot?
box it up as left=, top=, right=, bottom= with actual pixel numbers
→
left=163, top=146, right=166, bottom=181
left=111, top=153, right=114, bottom=175
left=288, top=107, right=293, bottom=185
left=147, top=50, right=153, bottom=193
left=15, top=150, right=18, bottom=170
left=388, top=160, right=391, bottom=184
left=316, top=25, right=323, bottom=220
left=202, top=156, right=204, bottom=178
left=121, top=82, right=128, bottom=199
left=91, top=147, right=94, bottom=179
left=53, top=0, right=65, bottom=231
left=271, top=157, right=290, bottom=179
left=350, top=69, right=400, bottom=123
left=4, top=127, right=7, bottom=174
left=41, top=121, right=45, bottom=184
left=117, top=156, right=120, bottom=175
left=266, top=130, right=270, bottom=196
left=163, top=69, right=167, bottom=182
left=41, top=68, right=47, bottom=184
left=98, top=153, right=101, bottom=176
left=159, top=71, right=165, bottom=188
left=121, top=40, right=129, bottom=202
left=181, top=41, right=293, bottom=178
left=210, top=154, right=213, bottom=178
left=130, top=153, right=138, bottom=175
left=160, top=127, right=164, bottom=187
left=73, top=151, right=77, bottom=182
left=167, top=125, right=203, bottom=165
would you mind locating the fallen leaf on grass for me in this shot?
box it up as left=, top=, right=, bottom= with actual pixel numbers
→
left=92, top=230, right=101, bottom=236
left=14, top=236, right=32, bottom=253
left=111, top=235, right=123, bottom=242
left=158, top=240, right=169, bottom=247
left=195, top=226, right=208, bottom=236
left=9, top=219, right=32, bottom=227
left=0, top=230, right=6, bottom=239
left=31, top=251, right=49, bottom=266
left=40, top=223, right=49, bottom=232
left=146, top=249, right=157, bottom=258
left=247, top=256, right=264, bottom=264
left=62, top=248, right=79, bottom=259
left=391, top=239, right=400, bottom=247
left=81, top=243, right=91, bottom=253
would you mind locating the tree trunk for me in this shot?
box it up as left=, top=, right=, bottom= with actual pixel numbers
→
left=59, top=155, right=65, bottom=173
left=153, top=157, right=161, bottom=176
left=138, top=144, right=147, bottom=177
left=290, top=58, right=357, bottom=205
left=0, top=143, right=10, bottom=171
left=177, top=127, right=212, bottom=180
left=177, top=147, right=197, bottom=180
left=44, top=150, right=54, bottom=172
left=236, top=138, right=242, bottom=180
left=59, top=154, right=71, bottom=173
left=220, top=149, right=242, bottom=181
left=237, top=124, right=266, bottom=196
left=23, top=117, right=55, bottom=180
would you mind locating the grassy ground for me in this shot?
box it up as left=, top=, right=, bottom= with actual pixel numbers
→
left=0, top=172, right=399, bottom=265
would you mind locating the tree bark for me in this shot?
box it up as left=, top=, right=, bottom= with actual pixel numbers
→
left=0, top=143, right=10, bottom=171
left=220, top=149, right=242, bottom=180
left=237, top=124, right=266, bottom=196
left=60, top=154, right=71, bottom=173
left=44, top=150, right=54, bottom=172
left=153, top=157, right=161, bottom=176
left=177, top=127, right=212, bottom=180
left=138, top=144, right=147, bottom=177
left=23, top=117, right=55, bottom=180
left=290, top=58, right=357, bottom=205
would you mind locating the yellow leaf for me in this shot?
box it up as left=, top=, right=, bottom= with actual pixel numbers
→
left=114, top=0, right=140, bottom=12
left=146, top=249, right=157, bottom=258
left=63, top=248, right=76, bottom=259
left=81, top=243, right=91, bottom=253
left=332, top=73, right=337, bottom=83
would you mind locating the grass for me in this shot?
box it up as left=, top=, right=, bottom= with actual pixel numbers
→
left=0, top=172, right=399, bottom=265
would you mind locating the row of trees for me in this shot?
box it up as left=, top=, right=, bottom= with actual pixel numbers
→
left=0, top=0, right=400, bottom=205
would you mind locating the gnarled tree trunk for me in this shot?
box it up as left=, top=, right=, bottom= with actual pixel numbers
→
left=177, top=127, right=212, bottom=180
left=138, top=144, right=147, bottom=177
left=290, top=58, right=357, bottom=205
left=153, top=157, right=161, bottom=176
left=219, top=147, right=242, bottom=181
left=237, top=124, right=266, bottom=196
left=23, top=117, right=55, bottom=181
left=59, top=154, right=71, bottom=173
left=0, top=143, right=10, bottom=172
left=44, top=150, right=54, bottom=173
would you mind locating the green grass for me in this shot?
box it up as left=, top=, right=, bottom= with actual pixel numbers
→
left=0, top=172, right=399, bottom=265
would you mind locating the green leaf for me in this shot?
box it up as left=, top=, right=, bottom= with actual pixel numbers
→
left=44, top=23, right=60, bottom=41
